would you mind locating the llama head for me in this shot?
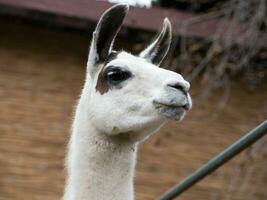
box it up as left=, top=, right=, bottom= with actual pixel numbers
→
left=83, top=4, right=192, bottom=141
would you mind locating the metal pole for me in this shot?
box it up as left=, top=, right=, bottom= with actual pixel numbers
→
left=157, top=120, right=267, bottom=200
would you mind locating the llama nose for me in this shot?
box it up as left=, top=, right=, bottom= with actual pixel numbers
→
left=167, top=80, right=190, bottom=94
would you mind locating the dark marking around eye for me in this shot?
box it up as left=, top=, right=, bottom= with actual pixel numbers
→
left=95, top=66, right=132, bottom=95
left=95, top=51, right=118, bottom=95
left=95, top=70, right=109, bottom=95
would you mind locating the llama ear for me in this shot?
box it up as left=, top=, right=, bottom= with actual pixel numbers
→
left=88, top=4, right=129, bottom=74
left=139, top=18, right=172, bottom=66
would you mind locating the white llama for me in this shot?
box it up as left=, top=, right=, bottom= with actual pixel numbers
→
left=64, top=4, right=192, bottom=200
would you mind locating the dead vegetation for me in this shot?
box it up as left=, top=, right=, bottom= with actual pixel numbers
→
left=166, top=0, right=266, bottom=97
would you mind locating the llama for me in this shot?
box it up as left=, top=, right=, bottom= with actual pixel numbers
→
left=63, top=4, right=192, bottom=200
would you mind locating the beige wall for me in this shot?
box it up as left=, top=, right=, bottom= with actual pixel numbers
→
left=0, top=20, right=266, bottom=200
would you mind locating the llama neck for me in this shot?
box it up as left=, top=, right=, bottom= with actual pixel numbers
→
left=64, top=101, right=137, bottom=200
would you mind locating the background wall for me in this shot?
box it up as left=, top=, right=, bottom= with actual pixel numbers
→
left=0, top=20, right=266, bottom=200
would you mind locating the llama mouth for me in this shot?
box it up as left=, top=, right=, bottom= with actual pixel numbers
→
left=153, top=100, right=190, bottom=110
left=153, top=101, right=187, bottom=120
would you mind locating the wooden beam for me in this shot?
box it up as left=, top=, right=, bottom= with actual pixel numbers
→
left=0, top=0, right=266, bottom=48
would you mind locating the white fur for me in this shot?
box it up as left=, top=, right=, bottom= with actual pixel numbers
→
left=63, top=5, right=192, bottom=200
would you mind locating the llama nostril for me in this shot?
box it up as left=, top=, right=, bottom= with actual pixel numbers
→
left=182, top=103, right=190, bottom=110
left=167, top=82, right=188, bottom=94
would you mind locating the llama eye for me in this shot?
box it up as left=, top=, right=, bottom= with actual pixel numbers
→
left=105, top=68, right=131, bottom=85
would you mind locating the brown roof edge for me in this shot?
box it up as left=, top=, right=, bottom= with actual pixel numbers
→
left=0, top=0, right=266, bottom=48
